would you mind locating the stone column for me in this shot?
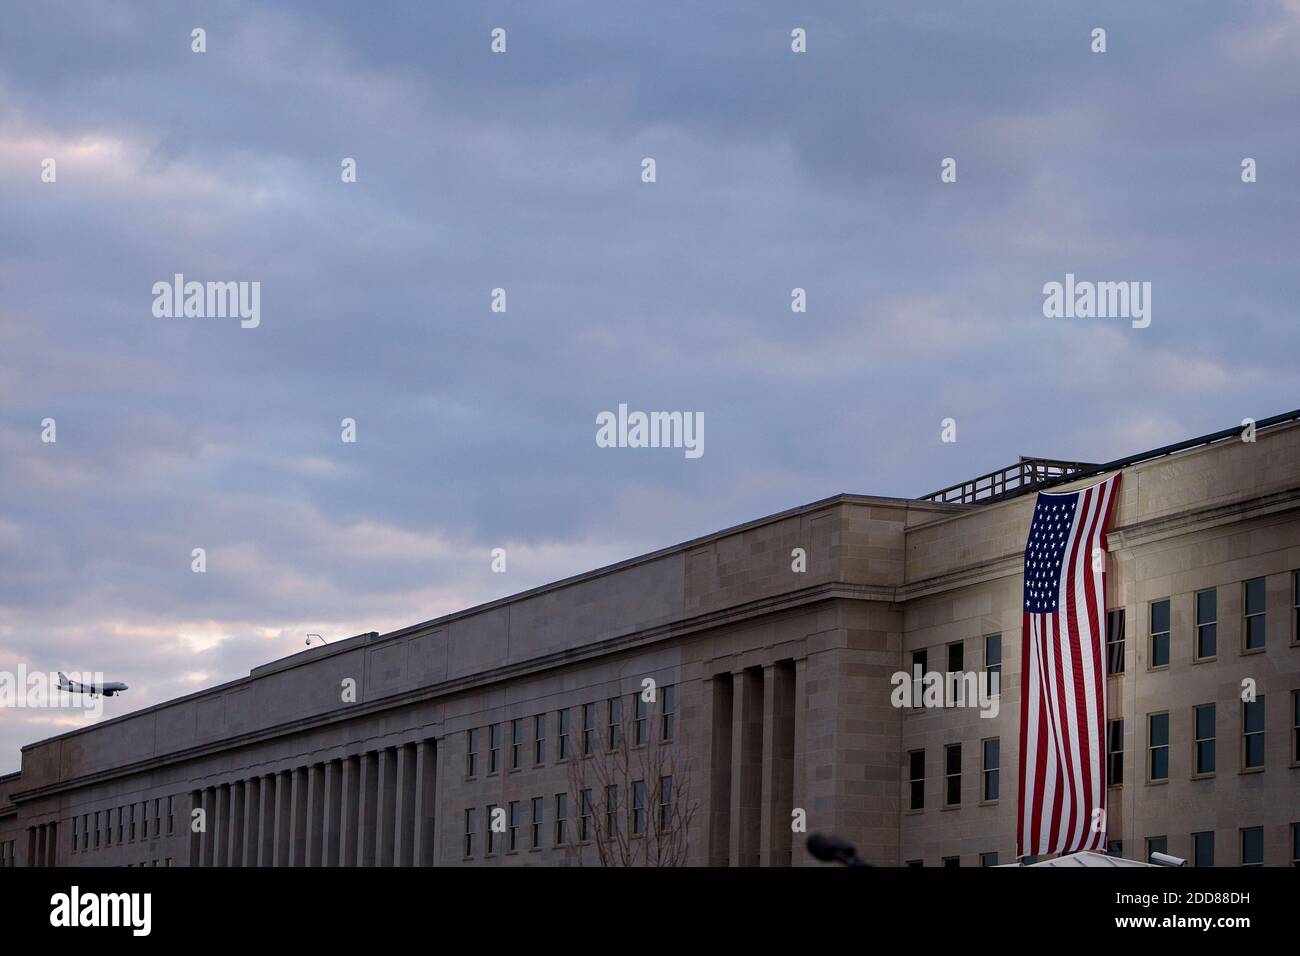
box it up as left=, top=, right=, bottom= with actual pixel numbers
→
left=356, top=751, right=378, bottom=866
left=289, top=766, right=307, bottom=866
left=376, top=747, right=397, bottom=867
left=228, top=780, right=245, bottom=867
left=412, top=739, right=437, bottom=866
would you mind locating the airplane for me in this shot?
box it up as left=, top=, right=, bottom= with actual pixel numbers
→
left=58, top=672, right=129, bottom=697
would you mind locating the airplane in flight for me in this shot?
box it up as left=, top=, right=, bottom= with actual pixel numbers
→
left=58, top=672, right=129, bottom=697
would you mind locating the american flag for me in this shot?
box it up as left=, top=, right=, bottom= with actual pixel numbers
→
left=1017, top=473, right=1120, bottom=859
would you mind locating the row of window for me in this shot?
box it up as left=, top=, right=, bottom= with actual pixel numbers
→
left=1105, top=690, right=1299, bottom=785
left=465, top=687, right=676, bottom=777
left=908, top=824, right=1300, bottom=866
left=908, top=738, right=1001, bottom=810
left=125, top=859, right=174, bottom=867
left=71, top=796, right=176, bottom=853
left=463, top=776, right=675, bottom=857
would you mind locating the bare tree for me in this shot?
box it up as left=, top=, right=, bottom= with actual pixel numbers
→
left=565, top=690, right=698, bottom=866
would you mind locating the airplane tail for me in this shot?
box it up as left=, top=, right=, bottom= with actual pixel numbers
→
left=58, top=671, right=71, bottom=688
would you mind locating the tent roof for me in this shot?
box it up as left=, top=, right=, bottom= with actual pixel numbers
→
left=997, top=850, right=1156, bottom=867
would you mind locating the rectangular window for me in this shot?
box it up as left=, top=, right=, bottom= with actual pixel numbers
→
left=466, top=728, right=478, bottom=776
left=511, top=718, right=523, bottom=770
left=1193, top=831, right=1214, bottom=867
left=908, top=750, right=925, bottom=810
left=141, top=801, right=149, bottom=840
left=486, top=805, right=497, bottom=854
left=129, top=804, right=136, bottom=842
left=1106, top=609, right=1125, bottom=675
left=911, top=649, right=927, bottom=707
left=72, top=816, right=78, bottom=853
left=947, top=641, right=963, bottom=674
left=1107, top=719, right=1124, bottom=786
left=984, top=635, right=1001, bottom=696
left=94, top=811, right=101, bottom=849
left=1244, top=577, right=1266, bottom=650
left=582, top=703, right=595, bottom=756
left=982, top=738, right=1000, bottom=802
left=944, top=743, right=961, bottom=807
left=1146, top=836, right=1167, bottom=861
left=154, top=799, right=161, bottom=836
left=605, top=784, right=619, bottom=838
left=558, top=709, right=570, bottom=760
left=508, top=800, right=520, bottom=851
left=607, top=697, right=622, bottom=750
left=167, top=796, right=175, bottom=835
left=579, top=789, right=593, bottom=841
left=1150, top=599, right=1170, bottom=668
left=1293, top=690, right=1300, bottom=764
left=1241, top=826, right=1263, bottom=866
left=1106, top=840, right=1123, bottom=857
left=534, top=714, right=546, bottom=765
left=634, top=694, right=647, bottom=746
left=1194, top=704, right=1216, bottom=774
left=1294, top=570, right=1300, bottom=643
left=1243, top=696, right=1265, bottom=768
left=531, top=796, right=543, bottom=848
left=81, top=814, right=89, bottom=851
left=905, top=859, right=923, bottom=868
left=555, top=793, right=568, bottom=845
left=1148, top=712, right=1169, bottom=781
left=659, top=775, right=673, bottom=830
left=1292, top=823, right=1299, bottom=866
left=661, top=684, right=676, bottom=741
left=631, top=780, right=646, bottom=836
left=942, top=856, right=959, bottom=868
left=463, top=808, right=476, bottom=857
left=488, top=724, right=500, bottom=773
left=980, top=852, right=998, bottom=867
left=1196, top=589, right=1217, bottom=659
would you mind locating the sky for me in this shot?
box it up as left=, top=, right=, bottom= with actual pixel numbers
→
left=1, top=1, right=1298, bottom=773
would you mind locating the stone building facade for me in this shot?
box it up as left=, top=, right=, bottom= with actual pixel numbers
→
left=3, top=418, right=1298, bottom=867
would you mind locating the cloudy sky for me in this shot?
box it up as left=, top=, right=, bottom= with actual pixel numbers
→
left=2, top=1, right=1298, bottom=773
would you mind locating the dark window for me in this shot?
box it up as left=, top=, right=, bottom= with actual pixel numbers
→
left=582, top=703, right=595, bottom=756
left=1106, top=840, right=1122, bottom=857
left=1292, top=823, right=1299, bottom=867
left=466, top=728, right=478, bottom=776
left=942, top=856, right=959, bottom=868
left=1194, top=704, right=1216, bottom=774
left=1193, top=831, right=1214, bottom=867
left=944, top=744, right=961, bottom=806
left=1294, top=571, right=1300, bottom=642
left=71, top=817, right=78, bottom=853
left=984, top=635, right=1002, bottom=695
left=905, top=860, right=923, bottom=868
left=508, top=801, right=520, bottom=851
left=980, top=852, right=998, bottom=867
left=531, top=797, right=543, bottom=848
left=488, top=724, right=500, bottom=773
left=947, top=641, right=963, bottom=673
left=1243, top=697, right=1265, bottom=768
left=1146, top=836, right=1167, bottom=861
left=579, top=789, right=593, bottom=841
left=1150, top=600, right=1170, bottom=667
left=167, top=796, right=174, bottom=836
left=558, top=709, right=570, bottom=760
left=631, top=780, right=646, bottom=836
left=1244, top=577, right=1266, bottom=650
left=534, top=714, right=546, bottom=765
left=1293, top=690, right=1300, bottom=764
left=511, top=718, right=523, bottom=770
left=982, top=738, right=1000, bottom=802
left=1106, top=609, right=1125, bottom=675
left=607, top=698, right=622, bottom=750
left=1241, top=826, right=1264, bottom=866
left=463, top=808, right=476, bottom=857
left=1196, top=589, right=1217, bottom=658
left=555, top=794, right=568, bottom=845
left=911, top=649, right=927, bottom=706
left=634, top=694, right=647, bottom=746
left=605, top=785, right=619, bottom=837
left=1107, top=719, right=1124, bottom=786
left=908, top=750, right=925, bottom=810
left=486, top=805, right=497, bottom=854
left=659, top=775, right=673, bottom=830
left=1148, top=713, right=1169, bottom=781
left=661, top=684, right=676, bottom=741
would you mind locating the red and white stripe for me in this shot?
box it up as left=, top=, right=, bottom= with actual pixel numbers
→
left=1017, top=473, right=1120, bottom=859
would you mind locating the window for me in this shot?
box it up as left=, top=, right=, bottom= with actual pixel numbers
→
left=1294, top=570, right=1300, bottom=642
left=1244, top=577, right=1266, bottom=650
left=1193, top=831, right=1214, bottom=867
left=605, top=785, right=619, bottom=837
left=1243, top=696, right=1265, bottom=768
left=558, top=709, right=570, bottom=760
left=81, top=814, right=89, bottom=851
left=984, top=635, right=1001, bottom=696
left=1107, top=720, right=1124, bottom=786
left=942, top=856, right=959, bottom=868
left=466, top=728, right=478, bottom=776
left=1106, top=609, right=1125, bottom=675
left=661, top=684, right=676, bottom=741
left=582, top=703, right=595, bottom=756
left=631, top=780, right=646, bottom=836
left=946, top=642, right=964, bottom=703
left=908, top=750, right=925, bottom=810
left=488, top=724, right=500, bottom=773
left=129, top=804, right=136, bottom=842
left=607, top=698, right=622, bottom=750
left=1106, top=840, right=1123, bottom=857
left=982, top=738, right=1000, bottom=802
left=944, top=743, right=961, bottom=807
left=511, top=718, right=524, bottom=770
left=118, top=807, right=124, bottom=844
left=72, top=816, right=78, bottom=853
left=1195, top=589, right=1217, bottom=659
left=167, top=796, right=174, bottom=836
left=463, top=808, right=476, bottom=857
left=508, top=801, right=521, bottom=851
left=1241, top=826, right=1263, bottom=866
left=1293, top=690, right=1300, bottom=764
left=579, top=789, right=593, bottom=841
left=555, top=794, right=568, bottom=845
left=1148, top=713, right=1169, bottom=781
left=1146, top=836, right=1167, bottom=861
left=94, top=811, right=101, bottom=849
left=486, top=805, right=498, bottom=854
left=1150, top=600, right=1170, bottom=668
left=154, top=799, right=161, bottom=836
left=911, top=649, right=927, bottom=706
left=634, top=694, right=647, bottom=746
left=947, top=641, right=963, bottom=673
left=534, top=714, right=546, bottom=765
left=1293, top=823, right=1299, bottom=867
left=980, top=852, right=998, bottom=867
left=1194, top=704, right=1216, bottom=775
left=531, top=797, right=543, bottom=848
left=905, top=859, right=923, bottom=868
left=141, top=801, right=149, bottom=840
left=659, top=775, right=673, bottom=830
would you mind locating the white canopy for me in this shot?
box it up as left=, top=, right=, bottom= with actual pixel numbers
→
left=998, top=850, right=1155, bottom=867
